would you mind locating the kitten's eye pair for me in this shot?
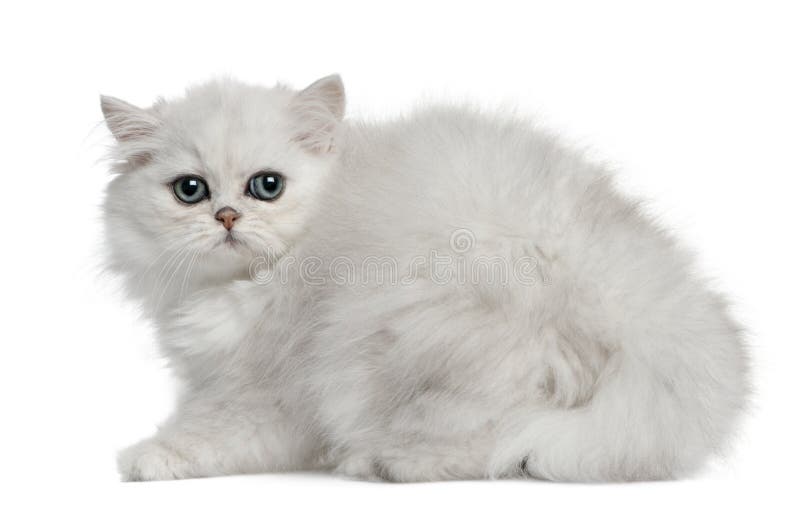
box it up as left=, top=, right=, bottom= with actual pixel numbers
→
left=171, top=172, right=284, bottom=204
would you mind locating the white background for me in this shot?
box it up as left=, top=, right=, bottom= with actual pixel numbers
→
left=1, top=1, right=797, bottom=511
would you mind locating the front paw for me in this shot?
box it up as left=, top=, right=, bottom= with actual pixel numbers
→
left=117, top=439, right=192, bottom=481
left=334, top=454, right=386, bottom=482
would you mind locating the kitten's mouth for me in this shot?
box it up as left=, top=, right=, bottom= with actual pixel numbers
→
left=214, top=231, right=246, bottom=251
left=225, top=232, right=241, bottom=246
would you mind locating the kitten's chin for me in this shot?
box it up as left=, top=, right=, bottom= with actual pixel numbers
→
left=199, top=242, right=254, bottom=275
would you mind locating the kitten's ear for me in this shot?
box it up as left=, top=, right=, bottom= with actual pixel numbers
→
left=290, top=74, right=346, bottom=153
left=100, top=95, right=160, bottom=142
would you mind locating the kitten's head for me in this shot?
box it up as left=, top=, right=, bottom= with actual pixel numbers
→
left=101, top=75, right=345, bottom=305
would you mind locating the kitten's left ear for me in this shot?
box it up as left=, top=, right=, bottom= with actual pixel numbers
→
left=290, top=74, right=346, bottom=153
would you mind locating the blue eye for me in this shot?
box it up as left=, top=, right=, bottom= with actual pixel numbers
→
left=248, top=172, right=284, bottom=201
left=172, top=176, right=209, bottom=204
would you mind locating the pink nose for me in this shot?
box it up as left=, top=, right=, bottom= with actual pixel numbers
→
left=214, top=207, right=241, bottom=230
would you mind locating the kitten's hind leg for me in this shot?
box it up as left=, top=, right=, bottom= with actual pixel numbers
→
left=335, top=434, right=495, bottom=483
left=118, top=390, right=318, bottom=481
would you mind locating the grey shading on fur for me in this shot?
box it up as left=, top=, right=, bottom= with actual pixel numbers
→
left=101, top=75, right=748, bottom=482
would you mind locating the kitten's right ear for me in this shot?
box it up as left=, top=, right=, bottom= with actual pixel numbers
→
left=100, top=95, right=160, bottom=142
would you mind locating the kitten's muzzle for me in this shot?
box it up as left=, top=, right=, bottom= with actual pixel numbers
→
left=214, top=207, right=241, bottom=231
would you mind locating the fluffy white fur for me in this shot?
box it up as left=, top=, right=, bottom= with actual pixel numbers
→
left=102, top=75, right=748, bottom=482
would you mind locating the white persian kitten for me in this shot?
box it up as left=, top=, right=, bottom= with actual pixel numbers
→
left=101, top=75, right=748, bottom=482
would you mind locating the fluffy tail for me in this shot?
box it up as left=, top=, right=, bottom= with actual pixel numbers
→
left=490, top=321, right=748, bottom=482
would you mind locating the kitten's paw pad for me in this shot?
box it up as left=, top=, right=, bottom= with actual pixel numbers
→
left=117, top=440, right=191, bottom=481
